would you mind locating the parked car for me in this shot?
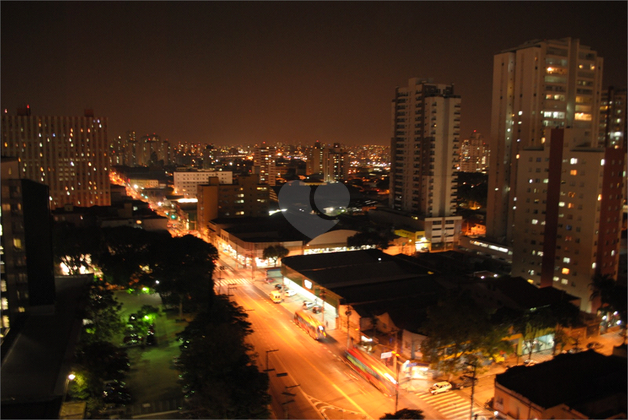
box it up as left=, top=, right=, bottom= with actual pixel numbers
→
left=285, top=289, right=296, bottom=297
left=523, top=359, right=536, bottom=366
left=587, top=341, right=603, bottom=350
left=264, top=278, right=275, bottom=284
left=429, top=381, right=452, bottom=394
left=312, top=306, right=323, bottom=314
left=274, top=284, right=286, bottom=291
left=302, top=301, right=315, bottom=309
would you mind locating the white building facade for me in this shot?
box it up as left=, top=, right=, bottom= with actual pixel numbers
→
left=389, top=78, right=463, bottom=250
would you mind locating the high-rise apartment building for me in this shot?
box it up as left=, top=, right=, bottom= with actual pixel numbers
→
left=486, top=38, right=603, bottom=244
left=599, top=87, right=627, bottom=148
left=510, top=129, right=625, bottom=312
left=306, top=141, right=324, bottom=176
left=1, top=157, right=56, bottom=343
left=390, top=78, right=463, bottom=250
left=459, top=131, right=489, bottom=172
left=1, top=108, right=111, bottom=209
left=322, top=143, right=349, bottom=182
left=253, top=144, right=277, bottom=186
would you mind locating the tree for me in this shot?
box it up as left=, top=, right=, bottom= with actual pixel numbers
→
left=97, top=226, right=167, bottom=287
left=381, top=408, right=425, bottom=419
left=420, top=293, right=492, bottom=376
left=52, top=223, right=102, bottom=275
left=347, top=230, right=393, bottom=250
left=177, top=296, right=270, bottom=418
left=512, top=306, right=555, bottom=361
left=80, top=281, right=124, bottom=345
left=153, top=234, right=218, bottom=318
left=262, top=245, right=289, bottom=267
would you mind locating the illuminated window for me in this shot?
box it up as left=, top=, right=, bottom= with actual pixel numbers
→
left=570, top=170, right=577, bottom=175
left=562, top=268, right=570, bottom=275
left=531, top=219, right=538, bottom=225
left=575, top=113, right=592, bottom=121
left=563, top=257, right=570, bottom=263
left=553, top=276, right=559, bottom=282
left=570, top=158, right=578, bottom=164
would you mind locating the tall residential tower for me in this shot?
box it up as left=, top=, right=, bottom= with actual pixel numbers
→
left=486, top=38, right=603, bottom=245
left=390, top=78, right=463, bottom=250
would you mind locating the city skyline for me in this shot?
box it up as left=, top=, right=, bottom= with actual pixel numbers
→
left=2, top=2, right=626, bottom=146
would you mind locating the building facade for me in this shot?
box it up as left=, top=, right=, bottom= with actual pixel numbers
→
left=389, top=78, right=463, bottom=250
left=599, top=86, right=627, bottom=148
left=306, top=141, right=324, bottom=176
left=322, top=143, right=349, bottom=182
left=459, top=131, right=489, bottom=172
left=511, top=129, right=625, bottom=312
left=253, top=144, right=277, bottom=186
left=197, top=174, right=270, bottom=238
left=173, top=170, right=233, bottom=197
left=486, top=38, right=604, bottom=245
left=1, top=108, right=111, bottom=209
left=1, top=158, right=56, bottom=344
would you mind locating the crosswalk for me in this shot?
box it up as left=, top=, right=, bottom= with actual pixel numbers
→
left=415, top=391, right=492, bottom=420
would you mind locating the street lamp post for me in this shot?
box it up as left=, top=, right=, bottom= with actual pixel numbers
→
left=265, top=349, right=279, bottom=372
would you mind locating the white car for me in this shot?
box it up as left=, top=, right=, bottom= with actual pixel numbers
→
left=285, top=289, right=296, bottom=297
left=429, top=381, right=452, bottom=394
left=302, top=301, right=315, bottom=309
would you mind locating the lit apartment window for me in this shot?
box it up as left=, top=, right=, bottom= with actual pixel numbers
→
left=562, top=268, right=570, bottom=275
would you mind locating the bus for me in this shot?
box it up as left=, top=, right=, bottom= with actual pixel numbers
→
left=344, top=347, right=398, bottom=397
left=293, top=310, right=326, bottom=341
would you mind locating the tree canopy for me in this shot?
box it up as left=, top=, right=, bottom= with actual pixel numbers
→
left=177, top=296, right=270, bottom=418
left=381, top=408, right=425, bottom=419
left=262, top=245, right=289, bottom=266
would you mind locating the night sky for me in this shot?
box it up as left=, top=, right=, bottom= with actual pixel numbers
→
left=2, top=2, right=626, bottom=146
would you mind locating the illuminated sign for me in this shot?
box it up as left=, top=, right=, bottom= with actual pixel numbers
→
left=304, top=279, right=312, bottom=289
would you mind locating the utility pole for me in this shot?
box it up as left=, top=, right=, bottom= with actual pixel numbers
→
left=394, top=330, right=400, bottom=413
left=464, top=361, right=478, bottom=420
left=345, top=309, right=352, bottom=348
left=320, top=289, right=326, bottom=327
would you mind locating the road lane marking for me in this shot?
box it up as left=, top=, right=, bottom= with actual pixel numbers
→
left=234, top=288, right=371, bottom=418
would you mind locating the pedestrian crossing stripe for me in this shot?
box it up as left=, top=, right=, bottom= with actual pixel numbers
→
left=415, top=392, right=493, bottom=420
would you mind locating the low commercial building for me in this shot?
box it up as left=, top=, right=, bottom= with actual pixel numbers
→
left=494, top=350, right=626, bottom=419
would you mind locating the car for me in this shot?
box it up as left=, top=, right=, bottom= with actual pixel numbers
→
left=312, top=306, right=323, bottom=314
left=302, top=301, right=315, bottom=309
left=429, top=381, right=452, bottom=394
left=587, top=341, right=603, bottom=350
left=451, top=376, right=474, bottom=389
left=523, top=359, right=536, bottom=366
left=264, top=278, right=275, bottom=284
left=128, top=313, right=138, bottom=323
left=285, top=289, right=296, bottom=297
left=146, top=335, right=157, bottom=346
left=274, top=284, right=286, bottom=291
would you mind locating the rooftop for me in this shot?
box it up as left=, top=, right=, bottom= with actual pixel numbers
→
left=496, top=350, right=627, bottom=417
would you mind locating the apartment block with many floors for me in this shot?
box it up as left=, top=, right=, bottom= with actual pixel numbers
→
left=1, top=107, right=111, bottom=209
left=486, top=38, right=604, bottom=245
left=511, top=129, right=625, bottom=312
left=390, top=78, right=462, bottom=250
